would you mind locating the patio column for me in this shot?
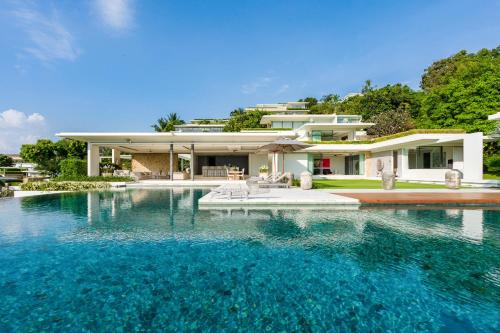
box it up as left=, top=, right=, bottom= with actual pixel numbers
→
left=111, top=148, right=121, bottom=165
left=169, top=143, right=174, bottom=181
left=87, top=143, right=100, bottom=176
left=190, top=144, right=195, bottom=181
left=462, top=133, right=483, bottom=181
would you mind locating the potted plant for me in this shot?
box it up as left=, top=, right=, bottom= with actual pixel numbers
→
left=100, top=162, right=118, bottom=177
left=259, top=165, right=269, bottom=178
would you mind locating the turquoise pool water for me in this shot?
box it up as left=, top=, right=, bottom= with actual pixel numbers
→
left=0, top=189, right=498, bottom=332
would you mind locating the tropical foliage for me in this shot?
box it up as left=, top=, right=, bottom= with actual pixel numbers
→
left=152, top=113, right=185, bottom=132
left=418, top=47, right=500, bottom=133
left=52, top=176, right=134, bottom=182
left=0, top=154, right=14, bottom=167
left=485, top=154, right=500, bottom=173
left=367, top=107, right=415, bottom=137
left=21, top=181, right=111, bottom=191
left=20, top=139, right=87, bottom=176
left=224, top=110, right=270, bottom=132
left=295, top=47, right=499, bottom=137
left=60, top=159, right=87, bottom=177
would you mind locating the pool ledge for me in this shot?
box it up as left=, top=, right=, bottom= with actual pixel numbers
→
left=198, top=187, right=360, bottom=208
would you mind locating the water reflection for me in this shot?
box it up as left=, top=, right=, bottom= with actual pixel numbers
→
left=12, top=189, right=500, bottom=303
left=1, top=189, right=498, bottom=331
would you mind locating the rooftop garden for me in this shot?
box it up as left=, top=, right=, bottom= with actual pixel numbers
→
left=240, top=128, right=292, bottom=131
left=306, top=129, right=466, bottom=144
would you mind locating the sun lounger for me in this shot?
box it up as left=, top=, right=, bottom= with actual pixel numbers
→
left=257, top=172, right=293, bottom=188
left=212, top=184, right=249, bottom=199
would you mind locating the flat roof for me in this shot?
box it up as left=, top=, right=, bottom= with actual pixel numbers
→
left=488, top=112, right=500, bottom=121
left=56, top=131, right=296, bottom=144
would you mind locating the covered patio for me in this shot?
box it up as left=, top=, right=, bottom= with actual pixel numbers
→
left=56, top=131, right=295, bottom=180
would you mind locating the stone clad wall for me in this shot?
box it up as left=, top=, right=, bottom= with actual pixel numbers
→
left=131, top=153, right=178, bottom=175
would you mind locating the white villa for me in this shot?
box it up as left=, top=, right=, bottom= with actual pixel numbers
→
left=57, top=102, right=486, bottom=182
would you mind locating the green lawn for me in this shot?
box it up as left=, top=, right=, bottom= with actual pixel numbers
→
left=483, top=173, right=500, bottom=180
left=313, top=179, right=446, bottom=189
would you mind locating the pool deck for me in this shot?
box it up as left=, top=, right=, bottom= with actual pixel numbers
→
left=198, top=187, right=360, bottom=209
left=199, top=187, right=500, bottom=209
left=337, top=189, right=500, bottom=205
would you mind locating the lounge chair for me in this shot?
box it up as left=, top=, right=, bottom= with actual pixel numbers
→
left=257, top=172, right=293, bottom=188
left=212, top=183, right=249, bottom=199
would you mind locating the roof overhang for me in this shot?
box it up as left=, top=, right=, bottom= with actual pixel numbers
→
left=299, top=123, right=374, bottom=130
left=488, top=112, right=500, bottom=121
left=56, top=131, right=298, bottom=154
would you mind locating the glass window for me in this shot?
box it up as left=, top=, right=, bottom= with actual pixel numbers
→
left=321, top=131, right=334, bottom=141
left=271, top=121, right=283, bottom=128
left=408, top=147, right=446, bottom=169
left=282, top=121, right=293, bottom=129
left=311, top=131, right=322, bottom=142
left=292, top=121, right=305, bottom=129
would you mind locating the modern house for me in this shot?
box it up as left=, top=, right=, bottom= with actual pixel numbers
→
left=56, top=102, right=486, bottom=182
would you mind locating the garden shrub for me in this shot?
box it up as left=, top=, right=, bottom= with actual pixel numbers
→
left=0, top=188, right=14, bottom=198
left=60, top=158, right=87, bottom=177
left=53, top=175, right=134, bottom=182
left=21, top=181, right=111, bottom=191
left=486, top=154, right=500, bottom=173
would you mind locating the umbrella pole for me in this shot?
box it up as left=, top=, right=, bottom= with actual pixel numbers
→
left=282, top=152, right=285, bottom=174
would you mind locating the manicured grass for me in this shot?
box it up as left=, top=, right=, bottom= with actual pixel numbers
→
left=483, top=173, right=500, bottom=180
left=312, top=179, right=446, bottom=189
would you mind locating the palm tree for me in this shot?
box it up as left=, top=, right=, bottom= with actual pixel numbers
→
left=152, top=113, right=185, bottom=132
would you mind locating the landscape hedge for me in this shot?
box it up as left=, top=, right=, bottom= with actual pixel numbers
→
left=21, top=181, right=111, bottom=191
left=53, top=175, right=134, bottom=182
left=60, top=158, right=87, bottom=177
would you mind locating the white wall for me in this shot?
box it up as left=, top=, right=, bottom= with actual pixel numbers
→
left=401, top=169, right=449, bottom=181
left=453, top=146, right=464, bottom=170
left=248, top=153, right=268, bottom=176
left=462, top=133, right=483, bottom=181
left=329, top=156, right=345, bottom=175
left=283, top=153, right=308, bottom=178
left=369, top=151, right=393, bottom=177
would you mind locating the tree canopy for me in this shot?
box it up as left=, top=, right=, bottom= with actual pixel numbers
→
left=20, top=139, right=87, bottom=175
left=152, top=113, right=185, bottom=132
left=0, top=155, right=14, bottom=167
left=223, top=110, right=270, bottom=132
left=299, top=46, right=499, bottom=136
left=418, top=47, right=500, bottom=133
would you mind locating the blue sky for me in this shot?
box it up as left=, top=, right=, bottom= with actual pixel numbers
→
left=0, top=0, right=499, bottom=153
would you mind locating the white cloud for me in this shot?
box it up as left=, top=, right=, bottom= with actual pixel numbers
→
left=94, top=0, right=134, bottom=31
left=0, top=109, right=48, bottom=153
left=11, top=3, right=80, bottom=63
left=275, top=84, right=290, bottom=95
left=241, top=77, right=274, bottom=94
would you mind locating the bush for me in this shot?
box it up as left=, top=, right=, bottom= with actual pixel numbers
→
left=53, top=175, right=134, bottom=182
left=60, top=159, right=87, bottom=177
left=0, top=154, right=14, bottom=167
left=486, top=154, right=500, bottom=173
left=121, top=159, right=132, bottom=170
left=0, top=188, right=14, bottom=198
left=21, top=181, right=111, bottom=191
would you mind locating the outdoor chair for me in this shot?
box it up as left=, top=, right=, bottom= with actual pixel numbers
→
left=212, top=183, right=249, bottom=199
left=258, top=172, right=293, bottom=188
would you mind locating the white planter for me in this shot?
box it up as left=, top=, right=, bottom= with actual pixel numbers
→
left=259, top=172, right=268, bottom=179
left=300, top=171, right=312, bottom=190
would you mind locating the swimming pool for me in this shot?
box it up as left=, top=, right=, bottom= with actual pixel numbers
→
left=0, top=189, right=498, bottom=331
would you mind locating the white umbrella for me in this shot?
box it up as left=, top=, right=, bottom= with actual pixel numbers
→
left=258, top=138, right=312, bottom=177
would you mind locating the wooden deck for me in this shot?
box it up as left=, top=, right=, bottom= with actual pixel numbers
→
left=339, top=192, right=500, bottom=205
